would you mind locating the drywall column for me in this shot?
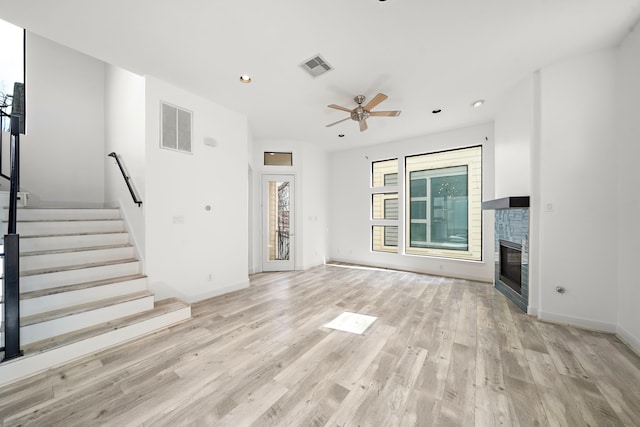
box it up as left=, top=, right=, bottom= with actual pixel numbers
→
left=537, top=49, right=618, bottom=331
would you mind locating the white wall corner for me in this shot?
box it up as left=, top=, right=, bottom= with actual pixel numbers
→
left=616, top=324, right=640, bottom=356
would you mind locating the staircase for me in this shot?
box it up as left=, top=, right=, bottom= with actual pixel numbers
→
left=0, top=205, right=191, bottom=387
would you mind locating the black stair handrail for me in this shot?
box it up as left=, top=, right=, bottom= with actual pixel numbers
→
left=108, top=152, right=142, bottom=207
left=2, top=115, right=24, bottom=361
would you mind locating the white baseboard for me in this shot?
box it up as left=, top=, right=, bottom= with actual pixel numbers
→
left=538, top=310, right=617, bottom=333
left=300, top=261, right=325, bottom=271
left=153, top=279, right=250, bottom=304
left=326, top=257, right=492, bottom=283
left=185, top=280, right=250, bottom=303
left=616, top=324, right=640, bottom=356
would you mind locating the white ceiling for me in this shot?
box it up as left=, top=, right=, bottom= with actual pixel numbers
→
left=1, top=0, right=639, bottom=151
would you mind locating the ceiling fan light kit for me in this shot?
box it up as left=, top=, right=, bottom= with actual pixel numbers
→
left=326, top=93, right=401, bottom=132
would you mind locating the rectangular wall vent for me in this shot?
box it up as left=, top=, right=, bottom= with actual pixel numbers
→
left=300, top=54, right=333, bottom=78
left=161, top=102, right=192, bottom=154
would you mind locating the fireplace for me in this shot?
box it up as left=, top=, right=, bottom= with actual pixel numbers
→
left=499, top=240, right=522, bottom=294
left=482, top=196, right=529, bottom=312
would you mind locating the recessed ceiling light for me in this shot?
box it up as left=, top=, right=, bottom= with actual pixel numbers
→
left=239, top=74, right=252, bottom=83
left=338, top=134, right=345, bottom=137
left=471, top=99, right=485, bottom=108
left=432, top=109, right=442, bottom=114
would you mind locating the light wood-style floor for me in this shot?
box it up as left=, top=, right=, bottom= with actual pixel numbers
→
left=1, top=264, right=640, bottom=426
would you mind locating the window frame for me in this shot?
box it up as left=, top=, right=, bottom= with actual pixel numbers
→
left=370, top=158, right=399, bottom=253
left=405, top=145, right=483, bottom=261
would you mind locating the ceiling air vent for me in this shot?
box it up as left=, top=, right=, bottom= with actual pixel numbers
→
left=300, top=54, right=333, bottom=78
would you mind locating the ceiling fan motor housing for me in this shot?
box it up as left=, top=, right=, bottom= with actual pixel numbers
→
left=351, top=106, right=370, bottom=122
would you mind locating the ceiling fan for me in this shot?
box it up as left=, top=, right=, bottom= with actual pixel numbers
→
left=326, top=93, right=401, bottom=132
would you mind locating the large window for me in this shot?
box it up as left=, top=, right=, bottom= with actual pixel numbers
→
left=371, top=159, right=398, bottom=253
left=405, top=146, right=482, bottom=260
left=369, top=146, right=482, bottom=261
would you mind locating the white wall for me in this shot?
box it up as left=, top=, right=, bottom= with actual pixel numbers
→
left=21, top=33, right=105, bottom=206
left=300, top=143, right=329, bottom=269
left=250, top=140, right=329, bottom=273
left=144, top=76, right=249, bottom=303
left=494, top=76, right=532, bottom=198
left=537, top=49, right=618, bottom=331
left=328, top=123, right=495, bottom=282
left=104, top=64, right=146, bottom=260
left=616, top=24, right=640, bottom=351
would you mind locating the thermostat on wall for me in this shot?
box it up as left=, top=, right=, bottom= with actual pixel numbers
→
left=204, top=137, right=217, bottom=147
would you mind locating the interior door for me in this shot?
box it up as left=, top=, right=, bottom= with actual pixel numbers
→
left=262, top=174, right=295, bottom=271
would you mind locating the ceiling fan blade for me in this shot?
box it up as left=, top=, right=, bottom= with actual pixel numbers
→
left=369, top=110, right=401, bottom=117
left=359, top=118, right=368, bottom=132
left=363, top=93, right=388, bottom=111
left=328, top=104, right=353, bottom=113
left=326, top=117, right=352, bottom=127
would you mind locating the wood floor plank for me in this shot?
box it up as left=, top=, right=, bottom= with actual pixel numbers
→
left=474, top=350, right=515, bottom=426
left=435, top=342, right=476, bottom=426
left=525, top=349, right=589, bottom=426
left=503, top=374, right=549, bottom=426
left=1, top=264, right=640, bottom=426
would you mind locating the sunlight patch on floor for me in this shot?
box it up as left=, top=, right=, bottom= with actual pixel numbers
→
left=323, top=312, right=377, bottom=335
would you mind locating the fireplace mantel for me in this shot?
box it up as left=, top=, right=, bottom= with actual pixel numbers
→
left=482, top=196, right=529, bottom=210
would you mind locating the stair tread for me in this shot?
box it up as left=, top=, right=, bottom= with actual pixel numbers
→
left=6, top=206, right=119, bottom=209
left=19, top=258, right=139, bottom=277
left=20, top=298, right=189, bottom=356
left=19, top=290, right=153, bottom=327
left=4, top=218, right=123, bottom=223
left=21, top=274, right=147, bottom=299
left=19, top=231, right=128, bottom=239
left=20, top=243, right=133, bottom=257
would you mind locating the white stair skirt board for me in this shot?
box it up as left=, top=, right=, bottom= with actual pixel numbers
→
left=0, top=303, right=191, bottom=388
left=323, top=312, right=378, bottom=335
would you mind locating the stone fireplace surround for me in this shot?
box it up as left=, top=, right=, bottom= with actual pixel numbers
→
left=482, top=196, right=529, bottom=312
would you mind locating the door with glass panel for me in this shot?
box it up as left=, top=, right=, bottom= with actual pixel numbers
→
left=262, top=174, right=295, bottom=271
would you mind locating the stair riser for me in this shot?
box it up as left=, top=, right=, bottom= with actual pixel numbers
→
left=20, top=246, right=135, bottom=272
left=20, top=233, right=130, bottom=253
left=6, top=220, right=125, bottom=236
left=17, top=296, right=155, bottom=346
left=21, top=277, right=148, bottom=317
left=21, top=261, right=141, bottom=293
left=2, top=208, right=121, bottom=221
